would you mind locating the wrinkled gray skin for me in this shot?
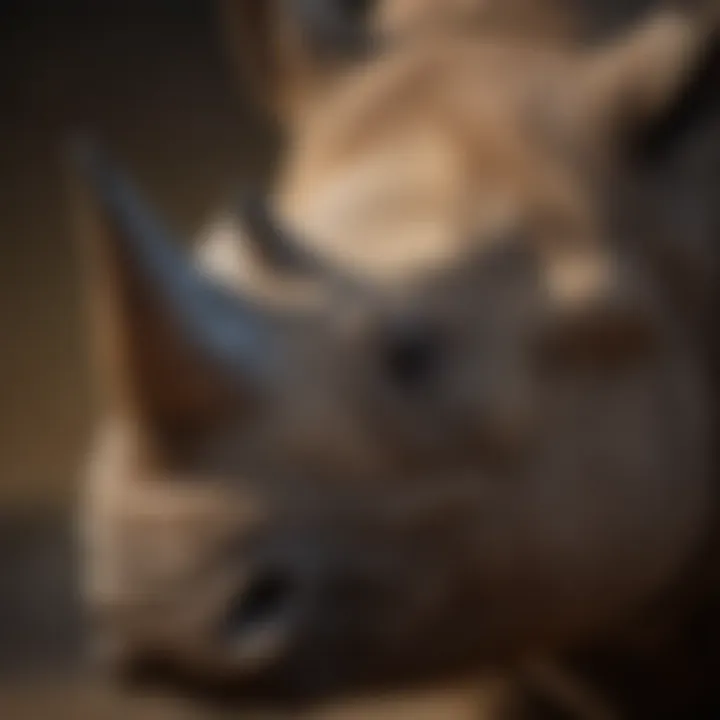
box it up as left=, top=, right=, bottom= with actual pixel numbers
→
left=76, top=2, right=720, bottom=717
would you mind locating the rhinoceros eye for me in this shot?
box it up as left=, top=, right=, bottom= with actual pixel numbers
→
left=380, top=318, right=443, bottom=393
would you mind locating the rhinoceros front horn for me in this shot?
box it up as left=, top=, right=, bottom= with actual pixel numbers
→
left=69, top=138, right=279, bottom=433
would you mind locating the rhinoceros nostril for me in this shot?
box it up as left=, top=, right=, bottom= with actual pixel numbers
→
left=223, top=569, right=299, bottom=640
left=382, top=320, right=444, bottom=393
left=218, top=567, right=304, bottom=670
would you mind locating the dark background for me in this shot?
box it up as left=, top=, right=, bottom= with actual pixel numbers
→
left=0, top=2, right=273, bottom=715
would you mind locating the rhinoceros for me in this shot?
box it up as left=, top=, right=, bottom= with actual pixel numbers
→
left=72, top=1, right=720, bottom=715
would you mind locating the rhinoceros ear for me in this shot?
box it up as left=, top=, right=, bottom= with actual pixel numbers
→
left=67, top=140, right=277, bottom=445
left=538, top=250, right=661, bottom=369
left=574, top=6, right=718, bottom=146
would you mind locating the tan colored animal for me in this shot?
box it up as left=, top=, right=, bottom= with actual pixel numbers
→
left=72, top=1, right=720, bottom=716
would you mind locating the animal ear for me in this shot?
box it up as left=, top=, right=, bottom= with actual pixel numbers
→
left=537, top=250, right=661, bottom=370
left=68, top=141, right=277, bottom=446
left=574, top=6, right=718, bottom=145
left=217, top=0, right=375, bottom=123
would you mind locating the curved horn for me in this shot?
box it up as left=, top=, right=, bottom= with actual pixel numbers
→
left=70, top=139, right=280, bottom=432
left=73, top=140, right=277, bottom=381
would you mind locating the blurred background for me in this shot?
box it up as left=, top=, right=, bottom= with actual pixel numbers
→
left=0, top=1, right=275, bottom=715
